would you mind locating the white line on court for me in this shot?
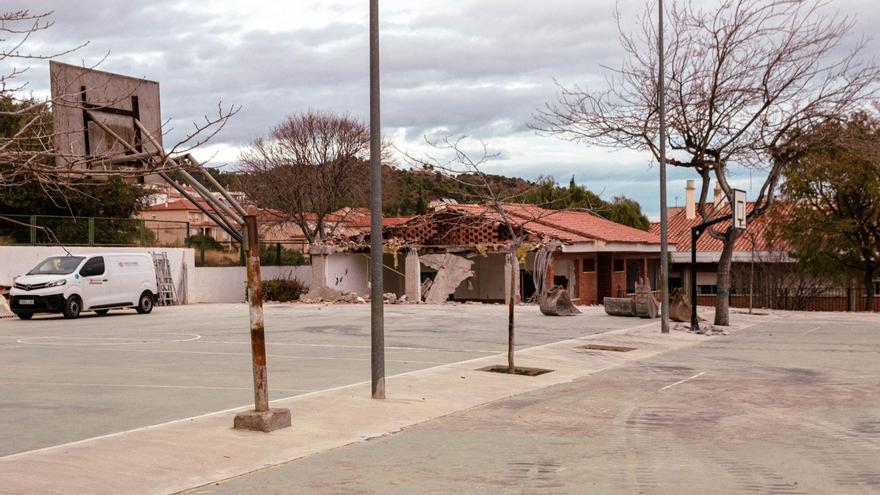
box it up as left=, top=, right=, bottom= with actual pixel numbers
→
left=801, top=326, right=823, bottom=335
left=660, top=371, right=706, bottom=391
left=0, top=381, right=311, bottom=393
left=16, top=334, right=202, bottom=345
left=198, top=340, right=502, bottom=354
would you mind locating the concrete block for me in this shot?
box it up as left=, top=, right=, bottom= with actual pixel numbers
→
left=603, top=297, right=635, bottom=316
left=233, top=408, right=292, bottom=432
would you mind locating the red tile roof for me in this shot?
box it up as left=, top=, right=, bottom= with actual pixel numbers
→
left=427, top=203, right=660, bottom=246
left=652, top=202, right=792, bottom=253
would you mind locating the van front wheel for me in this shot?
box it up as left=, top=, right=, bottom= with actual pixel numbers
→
left=63, top=296, right=82, bottom=319
left=136, top=292, right=154, bottom=314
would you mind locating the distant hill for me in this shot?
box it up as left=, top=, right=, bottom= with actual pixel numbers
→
left=382, top=166, right=651, bottom=231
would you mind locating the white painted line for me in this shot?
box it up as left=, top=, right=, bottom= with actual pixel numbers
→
left=200, top=340, right=501, bottom=354
left=802, top=326, right=822, bottom=335
left=660, top=371, right=706, bottom=391
left=0, top=381, right=310, bottom=393
left=16, top=334, right=202, bottom=346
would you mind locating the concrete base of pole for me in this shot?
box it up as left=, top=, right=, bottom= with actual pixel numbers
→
left=233, top=408, right=291, bottom=432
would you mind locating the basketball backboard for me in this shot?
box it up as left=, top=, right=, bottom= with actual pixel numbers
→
left=50, top=61, right=163, bottom=171
left=733, top=188, right=747, bottom=230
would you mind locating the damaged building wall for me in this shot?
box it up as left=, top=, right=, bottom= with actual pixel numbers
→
left=420, top=253, right=474, bottom=304
left=324, top=253, right=369, bottom=296
left=451, top=253, right=507, bottom=301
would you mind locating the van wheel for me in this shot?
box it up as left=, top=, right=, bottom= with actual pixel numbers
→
left=135, top=291, right=154, bottom=314
left=95, top=309, right=110, bottom=316
left=63, top=296, right=82, bottom=319
left=15, top=312, right=33, bottom=320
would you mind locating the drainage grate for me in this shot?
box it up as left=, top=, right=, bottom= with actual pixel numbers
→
left=477, top=365, right=554, bottom=376
left=579, top=344, right=637, bottom=352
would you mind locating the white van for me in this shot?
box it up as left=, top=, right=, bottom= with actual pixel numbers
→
left=9, top=253, right=158, bottom=320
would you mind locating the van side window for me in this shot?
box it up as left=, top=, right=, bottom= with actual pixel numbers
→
left=80, top=257, right=105, bottom=277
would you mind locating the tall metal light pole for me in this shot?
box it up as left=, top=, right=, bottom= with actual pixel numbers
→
left=369, top=0, right=386, bottom=398
left=659, top=0, right=670, bottom=334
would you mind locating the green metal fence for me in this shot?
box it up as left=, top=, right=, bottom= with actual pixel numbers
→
left=0, top=213, right=190, bottom=247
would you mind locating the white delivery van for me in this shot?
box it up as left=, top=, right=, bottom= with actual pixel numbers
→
left=9, top=253, right=158, bottom=320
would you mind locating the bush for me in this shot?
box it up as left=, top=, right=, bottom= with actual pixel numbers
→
left=262, top=277, right=306, bottom=302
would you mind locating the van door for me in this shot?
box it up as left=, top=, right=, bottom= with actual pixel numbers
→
left=79, top=256, right=111, bottom=308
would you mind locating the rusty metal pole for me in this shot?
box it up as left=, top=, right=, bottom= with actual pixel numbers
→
left=369, top=0, right=386, bottom=399
left=233, top=215, right=291, bottom=431
left=245, top=216, right=269, bottom=411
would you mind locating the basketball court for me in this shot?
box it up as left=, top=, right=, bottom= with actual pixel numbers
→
left=0, top=303, right=637, bottom=457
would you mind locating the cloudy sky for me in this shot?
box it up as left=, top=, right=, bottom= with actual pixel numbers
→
left=10, top=0, right=878, bottom=216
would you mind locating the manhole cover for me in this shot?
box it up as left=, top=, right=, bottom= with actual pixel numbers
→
left=477, top=365, right=554, bottom=376
left=579, top=344, right=636, bottom=352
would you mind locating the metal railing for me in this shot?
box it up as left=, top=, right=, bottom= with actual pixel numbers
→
left=0, top=213, right=190, bottom=247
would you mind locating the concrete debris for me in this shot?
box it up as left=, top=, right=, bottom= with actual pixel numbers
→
left=668, top=287, right=692, bottom=322
left=419, top=278, right=433, bottom=300
left=300, top=286, right=361, bottom=304
left=356, top=296, right=366, bottom=303
left=634, top=278, right=659, bottom=319
left=673, top=322, right=727, bottom=336
left=419, top=253, right=475, bottom=304
left=384, top=292, right=397, bottom=304
left=0, top=288, right=13, bottom=319
left=603, top=297, right=636, bottom=316
left=539, top=286, right=581, bottom=316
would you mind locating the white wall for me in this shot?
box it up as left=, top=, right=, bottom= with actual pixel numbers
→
left=189, top=266, right=311, bottom=303
left=0, top=246, right=194, bottom=301
left=325, top=253, right=369, bottom=296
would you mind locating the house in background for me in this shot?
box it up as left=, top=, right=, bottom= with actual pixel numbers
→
left=314, top=202, right=664, bottom=304
left=654, top=180, right=879, bottom=311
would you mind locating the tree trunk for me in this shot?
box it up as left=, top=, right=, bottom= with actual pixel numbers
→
left=507, top=253, right=516, bottom=373
left=714, top=233, right=735, bottom=326
left=864, top=267, right=876, bottom=312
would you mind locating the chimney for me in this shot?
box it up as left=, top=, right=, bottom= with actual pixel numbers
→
left=713, top=183, right=724, bottom=208
left=685, top=180, right=696, bottom=219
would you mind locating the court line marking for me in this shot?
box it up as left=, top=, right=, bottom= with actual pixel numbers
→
left=199, top=340, right=501, bottom=354
left=6, top=346, right=449, bottom=364
left=0, top=319, right=666, bottom=462
left=0, top=381, right=310, bottom=393
left=16, top=334, right=202, bottom=346
left=660, top=371, right=706, bottom=391
left=802, top=326, right=823, bottom=335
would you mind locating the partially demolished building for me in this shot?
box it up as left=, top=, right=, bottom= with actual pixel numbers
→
left=309, top=203, right=665, bottom=305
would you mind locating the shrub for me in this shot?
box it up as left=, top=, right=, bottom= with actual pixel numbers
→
left=262, top=277, right=306, bottom=302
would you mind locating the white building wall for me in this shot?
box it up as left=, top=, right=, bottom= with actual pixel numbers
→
left=189, top=266, right=311, bottom=303
left=325, top=253, right=369, bottom=296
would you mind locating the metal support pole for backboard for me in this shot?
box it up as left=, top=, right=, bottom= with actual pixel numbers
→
left=233, top=215, right=291, bottom=432
left=369, top=0, right=386, bottom=400
left=690, top=213, right=735, bottom=331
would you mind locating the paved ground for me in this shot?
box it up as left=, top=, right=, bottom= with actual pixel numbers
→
left=187, top=312, right=880, bottom=495
left=0, top=302, right=635, bottom=457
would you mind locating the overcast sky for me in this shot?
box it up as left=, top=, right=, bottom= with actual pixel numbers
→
left=11, top=0, right=878, bottom=216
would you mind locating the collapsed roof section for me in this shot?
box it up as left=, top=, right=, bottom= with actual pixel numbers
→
left=333, top=202, right=663, bottom=253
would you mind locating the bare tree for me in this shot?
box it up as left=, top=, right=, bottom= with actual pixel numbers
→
left=535, top=0, right=879, bottom=325
left=238, top=111, right=373, bottom=244
left=404, top=135, right=570, bottom=374
left=1, top=10, right=236, bottom=191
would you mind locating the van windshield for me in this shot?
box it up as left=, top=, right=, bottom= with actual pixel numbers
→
left=27, top=256, right=85, bottom=275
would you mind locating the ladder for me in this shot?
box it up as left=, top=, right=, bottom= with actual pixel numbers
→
left=152, top=252, right=177, bottom=306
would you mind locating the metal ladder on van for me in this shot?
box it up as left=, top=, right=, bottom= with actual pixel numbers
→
left=151, top=252, right=177, bottom=306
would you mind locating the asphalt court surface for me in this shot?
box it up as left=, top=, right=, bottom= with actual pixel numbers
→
left=0, top=303, right=635, bottom=457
